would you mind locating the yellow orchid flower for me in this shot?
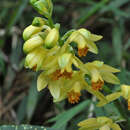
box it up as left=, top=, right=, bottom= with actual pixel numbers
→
left=78, top=117, right=121, bottom=130
left=37, top=71, right=84, bottom=103
left=85, top=60, right=120, bottom=91
left=40, top=52, right=79, bottom=80
left=67, top=28, right=102, bottom=57
left=67, top=81, right=83, bottom=104
left=24, top=47, right=47, bottom=71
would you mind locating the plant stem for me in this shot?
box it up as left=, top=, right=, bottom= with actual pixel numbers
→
left=48, top=16, right=54, bottom=28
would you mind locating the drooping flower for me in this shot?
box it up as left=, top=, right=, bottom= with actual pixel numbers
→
left=78, top=116, right=121, bottom=130
left=67, top=28, right=102, bottom=57
left=37, top=70, right=84, bottom=103
left=67, top=82, right=83, bottom=104
left=85, top=61, right=120, bottom=91
left=24, top=47, right=47, bottom=71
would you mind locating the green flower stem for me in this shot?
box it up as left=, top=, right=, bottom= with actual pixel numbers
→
left=48, top=16, right=54, bottom=28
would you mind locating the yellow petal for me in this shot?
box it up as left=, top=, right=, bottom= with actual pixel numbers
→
left=102, top=64, right=120, bottom=73
left=58, top=53, right=71, bottom=69
left=97, top=92, right=121, bottom=107
left=78, top=28, right=91, bottom=39
left=100, top=72, right=120, bottom=84
left=91, top=68, right=102, bottom=82
left=92, top=60, right=104, bottom=68
left=100, top=125, right=110, bottom=130
left=85, top=86, right=107, bottom=103
left=106, top=92, right=121, bottom=102
left=48, top=81, right=61, bottom=99
left=86, top=39, right=98, bottom=54
left=89, top=34, right=103, bottom=42
left=78, top=118, right=97, bottom=127
left=111, top=123, right=121, bottom=130
left=37, top=72, right=48, bottom=91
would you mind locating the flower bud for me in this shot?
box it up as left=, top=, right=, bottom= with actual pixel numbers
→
left=58, top=53, right=79, bottom=73
left=23, top=35, right=44, bottom=53
left=44, top=28, right=59, bottom=49
left=32, top=17, right=46, bottom=27
left=24, top=47, right=46, bottom=71
left=23, top=25, right=42, bottom=41
left=31, top=0, right=53, bottom=18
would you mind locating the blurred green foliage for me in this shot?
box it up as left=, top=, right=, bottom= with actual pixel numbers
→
left=0, top=0, right=130, bottom=129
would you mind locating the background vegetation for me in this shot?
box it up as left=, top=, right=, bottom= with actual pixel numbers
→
left=0, top=0, right=130, bottom=129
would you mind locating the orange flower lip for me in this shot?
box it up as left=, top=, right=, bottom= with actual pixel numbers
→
left=78, top=47, right=88, bottom=57
left=67, top=90, right=81, bottom=104
left=50, top=69, right=73, bottom=80
left=92, top=80, right=104, bottom=91
left=32, top=64, right=37, bottom=71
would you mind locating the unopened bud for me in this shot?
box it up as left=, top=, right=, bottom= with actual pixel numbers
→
left=23, top=35, right=44, bottom=53
left=32, top=17, right=46, bottom=27
left=23, top=25, right=42, bottom=41
left=31, top=0, right=53, bottom=18
left=25, top=47, right=46, bottom=71
left=44, top=28, right=59, bottom=49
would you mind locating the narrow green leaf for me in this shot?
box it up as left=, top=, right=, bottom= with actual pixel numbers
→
left=17, top=96, right=27, bottom=123
left=27, top=74, right=39, bottom=120
left=0, top=125, right=51, bottom=130
left=49, top=100, right=90, bottom=129
left=112, top=25, right=122, bottom=64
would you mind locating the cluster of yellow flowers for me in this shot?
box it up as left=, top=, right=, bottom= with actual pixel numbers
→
left=22, top=0, right=130, bottom=129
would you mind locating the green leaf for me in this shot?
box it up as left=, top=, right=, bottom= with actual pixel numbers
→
left=112, top=25, right=122, bottom=64
left=100, top=0, right=130, bottom=13
left=48, top=100, right=90, bottom=129
left=0, top=125, right=51, bottom=130
left=17, top=96, right=28, bottom=123
left=27, top=74, right=39, bottom=120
